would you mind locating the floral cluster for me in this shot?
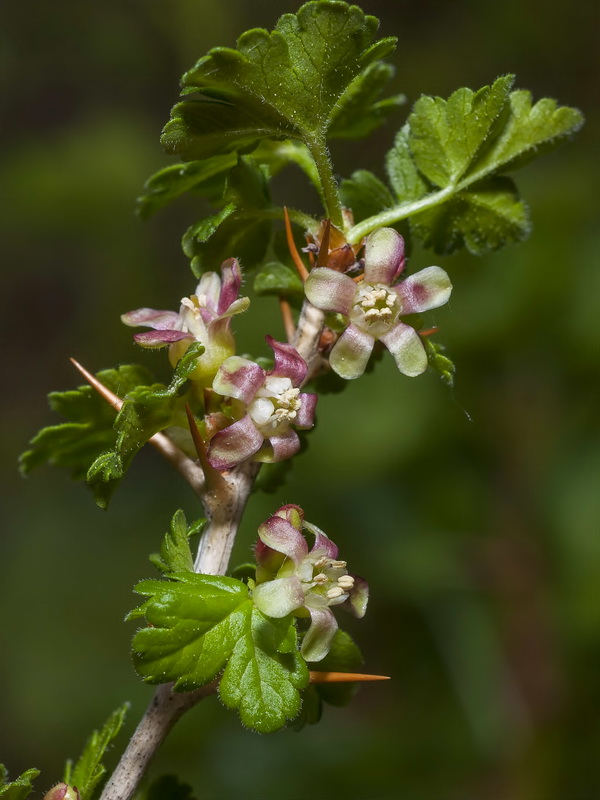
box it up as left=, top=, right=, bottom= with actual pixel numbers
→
left=252, top=505, right=368, bottom=661
left=121, top=226, right=451, bottom=472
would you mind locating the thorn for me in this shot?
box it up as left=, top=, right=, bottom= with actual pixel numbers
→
left=279, top=297, right=296, bottom=343
left=419, top=327, right=439, bottom=337
left=309, top=671, right=390, bottom=684
left=184, top=403, right=225, bottom=492
left=70, top=358, right=122, bottom=411
left=316, top=219, right=331, bottom=268
left=70, top=358, right=205, bottom=495
left=283, top=207, right=309, bottom=281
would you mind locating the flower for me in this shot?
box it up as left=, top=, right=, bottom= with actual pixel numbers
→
left=121, top=258, right=249, bottom=385
left=252, top=505, right=368, bottom=662
left=304, top=227, right=452, bottom=379
left=207, top=337, right=317, bottom=469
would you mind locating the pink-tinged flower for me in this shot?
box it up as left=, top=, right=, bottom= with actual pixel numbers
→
left=207, top=337, right=317, bottom=469
left=121, top=258, right=249, bottom=385
left=304, top=228, right=452, bottom=379
left=252, top=505, right=368, bottom=662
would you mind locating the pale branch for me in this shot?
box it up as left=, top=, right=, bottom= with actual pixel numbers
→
left=99, top=295, right=326, bottom=800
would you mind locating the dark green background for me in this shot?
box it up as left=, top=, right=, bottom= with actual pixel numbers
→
left=1, top=1, right=598, bottom=798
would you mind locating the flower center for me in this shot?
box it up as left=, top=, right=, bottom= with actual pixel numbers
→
left=248, top=376, right=302, bottom=434
left=350, top=282, right=400, bottom=336
left=303, top=555, right=354, bottom=605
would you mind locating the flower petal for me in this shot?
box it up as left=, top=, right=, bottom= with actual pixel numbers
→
left=343, top=575, right=369, bottom=618
left=194, top=271, right=222, bottom=315
left=217, top=258, right=243, bottom=315
left=329, top=324, right=374, bottom=380
left=213, top=356, right=266, bottom=404
left=379, top=322, right=427, bottom=377
left=301, top=607, right=338, bottom=662
left=206, top=415, right=264, bottom=470
left=121, top=308, right=180, bottom=330
left=395, top=266, right=452, bottom=314
left=303, top=522, right=339, bottom=560
left=258, top=513, right=308, bottom=564
left=252, top=576, right=305, bottom=618
left=295, top=393, right=317, bottom=428
left=363, top=227, right=405, bottom=284
left=304, top=268, right=357, bottom=315
left=266, top=336, right=308, bottom=386
left=133, top=330, right=192, bottom=348
left=259, top=429, right=301, bottom=463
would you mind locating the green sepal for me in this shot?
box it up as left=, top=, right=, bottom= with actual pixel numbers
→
left=293, top=629, right=364, bottom=730
left=149, top=510, right=204, bottom=575
left=160, top=1, right=396, bottom=161
left=87, top=343, right=204, bottom=508
left=129, top=574, right=308, bottom=732
left=253, top=261, right=304, bottom=299
left=424, top=338, right=456, bottom=387
left=0, top=766, right=39, bottom=800
left=19, top=365, right=153, bottom=481
left=328, top=60, right=404, bottom=140
left=63, top=704, right=129, bottom=800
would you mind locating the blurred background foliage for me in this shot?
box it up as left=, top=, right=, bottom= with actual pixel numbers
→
left=1, top=1, right=598, bottom=798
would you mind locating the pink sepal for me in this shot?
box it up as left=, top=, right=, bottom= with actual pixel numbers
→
left=206, top=414, right=264, bottom=470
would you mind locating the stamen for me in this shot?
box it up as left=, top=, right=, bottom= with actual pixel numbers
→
left=326, top=586, right=345, bottom=600
left=330, top=560, right=347, bottom=569
left=337, top=575, right=355, bottom=590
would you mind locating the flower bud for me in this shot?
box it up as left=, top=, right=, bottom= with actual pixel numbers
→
left=43, top=784, right=81, bottom=800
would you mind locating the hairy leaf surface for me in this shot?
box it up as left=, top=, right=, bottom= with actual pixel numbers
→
left=130, top=574, right=308, bottom=732
left=20, top=365, right=153, bottom=480
left=0, top=766, right=39, bottom=800
left=161, top=1, right=396, bottom=160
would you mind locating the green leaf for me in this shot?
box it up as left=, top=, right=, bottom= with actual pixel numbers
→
left=20, top=365, right=153, bottom=480
left=130, top=574, right=308, bottom=732
left=219, top=605, right=308, bottom=732
left=137, top=155, right=238, bottom=218
left=87, top=343, right=204, bottom=508
left=161, top=1, right=396, bottom=160
left=253, top=261, right=304, bottom=299
left=410, top=176, right=530, bottom=255
left=182, top=158, right=273, bottom=277
left=63, top=704, right=129, bottom=800
left=0, top=766, right=39, bottom=800
left=349, top=78, right=583, bottom=255
left=469, top=89, right=585, bottom=176
left=339, top=169, right=394, bottom=223
left=149, top=510, right=204, bottom=575
left=328, top=60, right=404, bottom=140
left=385, top=124, right=429, bottom=203
left=409, top=75, right=515, bottom=187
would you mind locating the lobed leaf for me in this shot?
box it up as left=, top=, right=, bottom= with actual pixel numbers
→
left=410, top=176, right=530, bottom=255
left=87, top=343, right=204, bottom=508
left=149, top=510, right=204, bottom=575
left=340, top=169, right=394, bottom=223
left=20, top=365, right=153, bottom=481
left=63, top=704, right=128, bottom=800
left=161, top=1, right=396, bottom=161
left=0, top=766, right=39, bottom=800
left=348, top=77, right=583, bottom=255
left=130, top=574, right=308, bottom=731
left=253, top=261, right=304, bottom=299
